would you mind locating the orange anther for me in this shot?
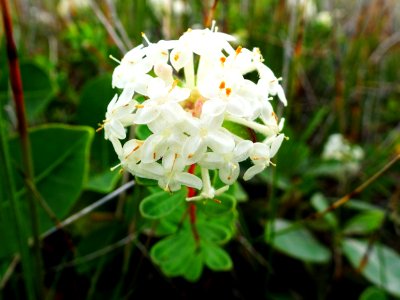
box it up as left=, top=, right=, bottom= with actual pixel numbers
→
left=219, top=81, right=226, bottom=89
left=220, top=56, right=226, bottom=64
left=235, top=46, right=242, bottom=56
left=225, top=88, right=232, bottom=96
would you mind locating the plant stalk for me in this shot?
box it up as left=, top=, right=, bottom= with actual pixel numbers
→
left=0, top=0, right=43, bottom=297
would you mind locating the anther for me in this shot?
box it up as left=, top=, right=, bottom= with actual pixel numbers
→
left=235, top=46, right=242, bottom=56
left=225, top=88, right=232, bottom=96
left=219, top=81, right=226, bottom=89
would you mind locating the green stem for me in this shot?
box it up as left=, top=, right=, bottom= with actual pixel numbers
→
left=0, top=75, right=36, bottom=300
left=0, top=0, right=43, bottom=297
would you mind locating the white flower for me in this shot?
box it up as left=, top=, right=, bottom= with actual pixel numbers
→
left=182, top=110, right=235, bottom=164
left=101, top=23, right=288, bottom=197
left=103, top=87, right=136, bottom=147
left=322, top=133, right=364, bottom=176
left=200, top=140, right=253, bottom=185
left=243, top=134, right=285, bottom=181
left=158, top=151, right=202, bottom=192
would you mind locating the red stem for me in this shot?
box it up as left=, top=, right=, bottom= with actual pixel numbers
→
left=187, top=164, right=200, bottom=245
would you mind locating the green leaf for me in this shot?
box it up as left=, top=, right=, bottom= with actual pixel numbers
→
left=20, top=62, right=55, bottom=121
left=85, top=170, right=121, bottom=193
left=151, top=232, right=191, bottom=265
left=343, top=238, right=400, bottom=297
left=202, top=242, right=233, bottom=271
left=135, top=124, right=152, bottom=140
left=222, top=120, right=254, bottom=140
left=199, top=193, right=236, bottom=216
left=11, top=124, right=94, bottom=232
left=76, top=74, right=115, bottom=128
left=343, top=211, right=385, bottom=235
left=76, top=75, right=121, bottom=188
left=310, top=193, right=338, bottom=228
left=140, top=189, right=186, bottom=219
left=151, top=230, right=197, bottom=278
left=359, top=287, right=388, bottom=300
left=154, top=202, right=186, bottom=236
left=266, top=219, right=331, bottom=263
left=197, top=221, right=232, bottom=244
left=183, top=252, right=204, bottom=282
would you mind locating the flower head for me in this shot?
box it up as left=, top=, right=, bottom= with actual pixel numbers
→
left=101, top=24, right=288, bottom=199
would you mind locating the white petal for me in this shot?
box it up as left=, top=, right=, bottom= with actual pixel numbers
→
left=207, top=130, right=235, bottom=154
left=226, top=95, right=248, bottom=117
left=154, top=63, right=174, bottom=85
left=110, top=137, right=123, bottom=156
left=199, top=152, right=223, bottom=169
left=243, top=164, right=265, bottom=181
left=133, top=74, right=153, bottom=96
left=169, top=87, right=190, bottom=102
left=176, top=172, right=203, bottom=190
left=134, top=106, right=159, bottom=124
left=109, top=119, right=126, bottom=139
left=276, top=84, right=287, bottom=106
left=147, top=77, right=167, bottom=99
left=141, top=134, right=164, bottom=163
left=182, top=135, right=205, bottom=162
left=107, top=94, right=118, bottom=111
left=201, top=99, right=226, bottom=118
left=170, top=47, right=190, bottom=71
left=118, top=86, right=135, bottom=105
left=233, top=140, right=253, bottom=161
left=219, top=163, right=240, bottom=185
left=270, top=134, right=285, bottom=158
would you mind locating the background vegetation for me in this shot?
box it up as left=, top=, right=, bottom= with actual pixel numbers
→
left=1, top=0, right=399, bottom=299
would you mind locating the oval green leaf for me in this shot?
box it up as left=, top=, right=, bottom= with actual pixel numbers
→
left=343, top=211, right=385, bottom=235
left=199, top=193, right=236, bottom=216
left=203, top=242, right=233, bottom=271
left=198, top=221, right=232, bottom=244
left=343, top=238, right=400, bottom=297
left=140, top=189, right=186, bottom=219
left=266, top=219, right=331, bottom=263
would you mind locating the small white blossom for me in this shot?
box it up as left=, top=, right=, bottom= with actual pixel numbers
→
left=322, top=133, right=364, bottom=176
left=101, top=23, right=288, bottom=199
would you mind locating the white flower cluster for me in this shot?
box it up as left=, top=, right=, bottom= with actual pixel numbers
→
left=101, top=23, right=287, bottom=201
left=322, top=133, right=364, bottom=176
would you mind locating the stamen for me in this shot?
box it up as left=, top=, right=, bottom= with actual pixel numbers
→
left=272, top=111, right=278, bottom=122
left=219, top=81, right=226, bottom=89
left=220, top=56, right=226, bottom=64
left=225, top=88, right=232, bottom=96
left=136, top=104, right=144, bottom=108
left=235, top=46, right=243, bottom=56
left=174, top=53, right=180, bottom=61
left=96, top=123, right=105, bottom=132
left=213, top=198, right=222, bottom=204
left=110, top=163, right=121, bottom=171
left=141, top=32, right=151, bottom=45
left=210, top=20, right=216, bottom=32
left=125, top=144, right=141, bottom=158
left=169, top=79, right=179, bottom=93
left=109, top=55, right=121, bottom=64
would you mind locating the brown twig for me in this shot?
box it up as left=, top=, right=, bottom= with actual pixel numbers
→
left=204, top=0, right=219, bottom=28
left=308, top=153, right=400, bottom=220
